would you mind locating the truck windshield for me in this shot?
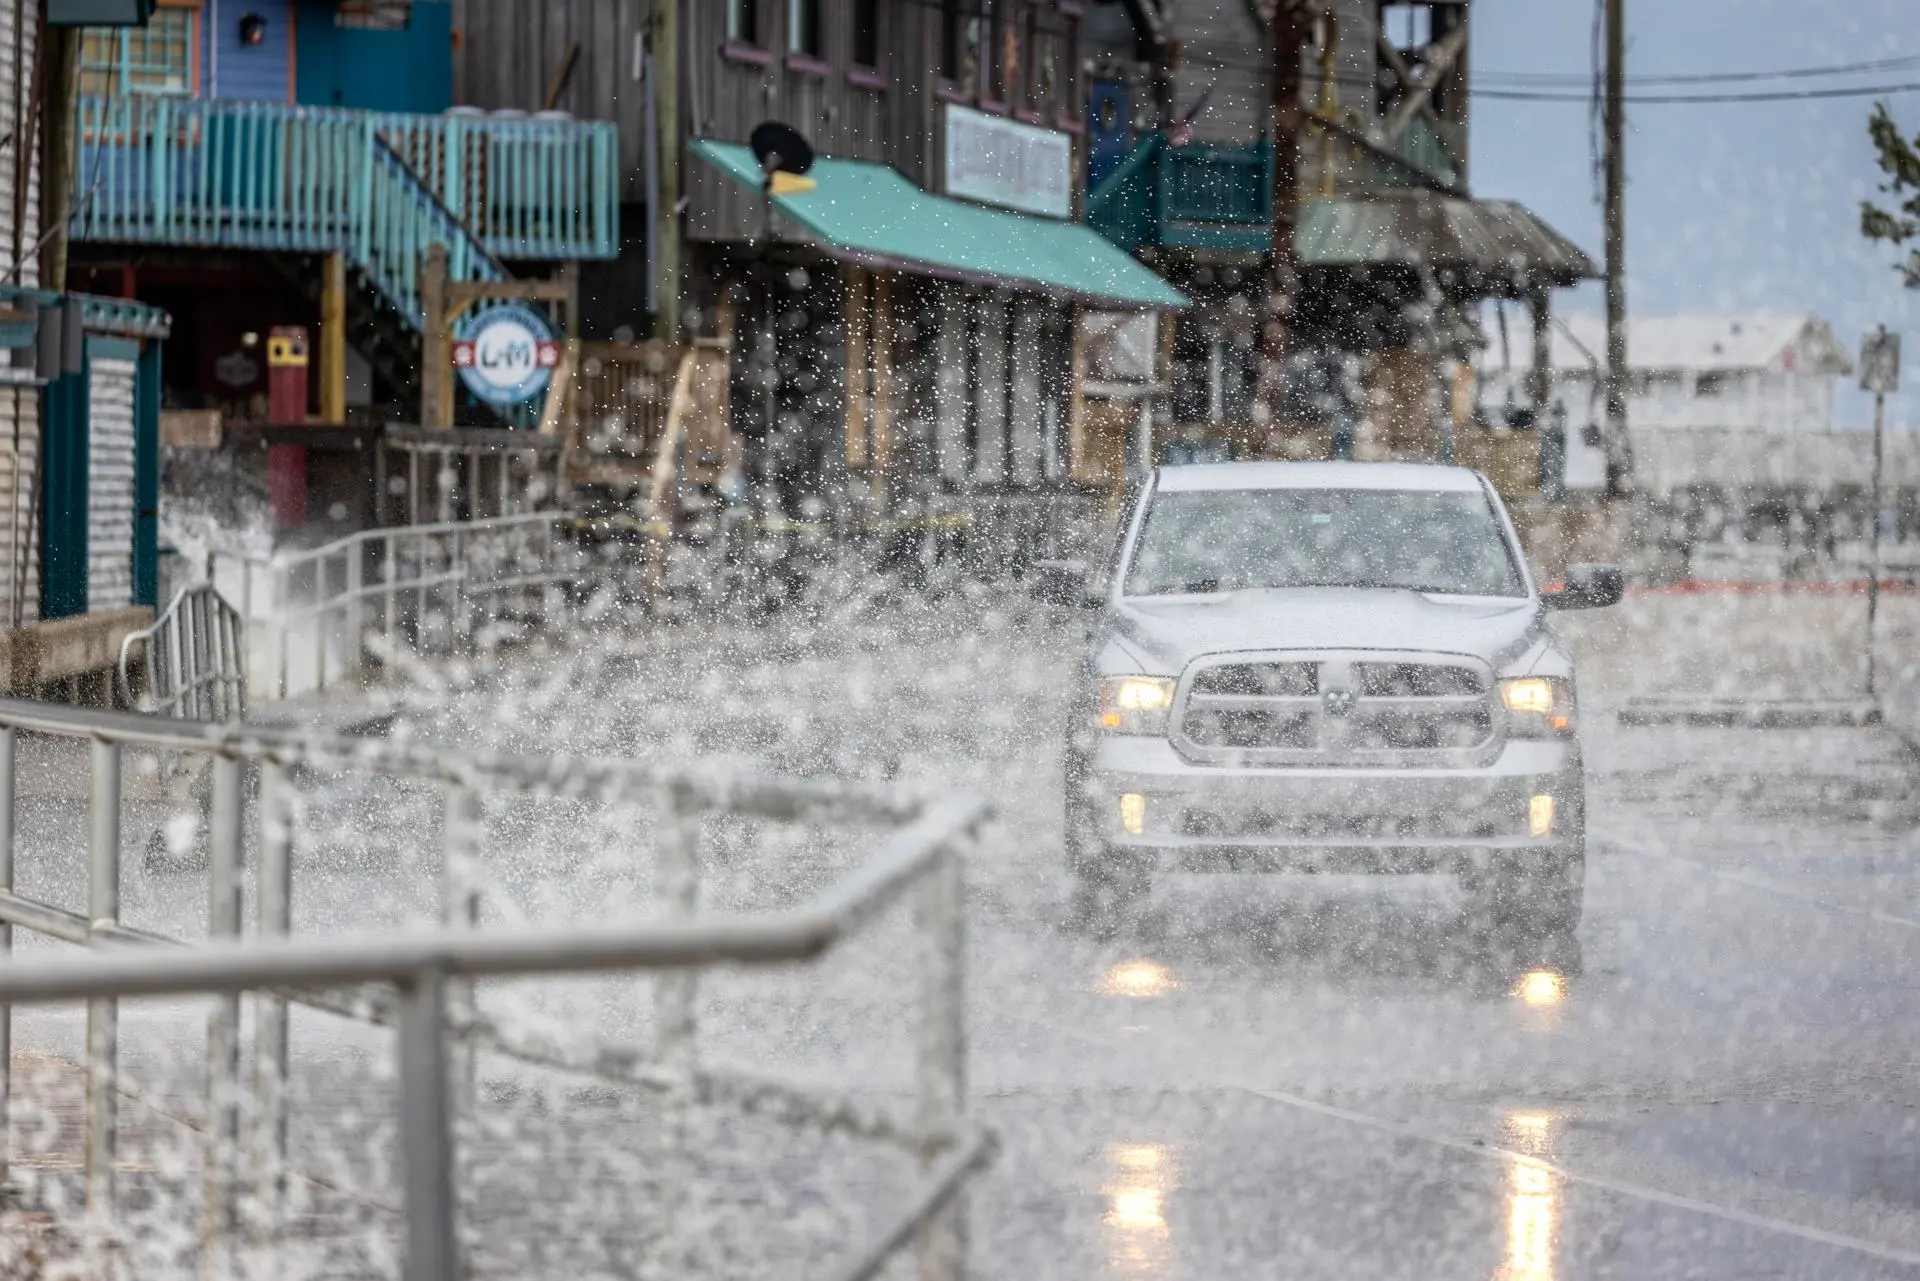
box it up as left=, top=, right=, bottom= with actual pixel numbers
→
left=1124, top=487, right=1527, bottom=598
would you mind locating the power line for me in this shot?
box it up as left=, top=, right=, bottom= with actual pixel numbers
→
left=1480, top=51, right=1920, bottom=87
left=1478, top=80, right=1920, bottom=104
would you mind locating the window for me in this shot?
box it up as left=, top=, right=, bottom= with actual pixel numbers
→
left=787, top=0, right=821, bottom=58
left=727, top=0, right=760, bottom=45
left=1125, top=489, right=1526, bottom=599
left=939, top=0, right=962, bottom=79
left=940, top=2, right=986, bottom=87
left=852, top=0, right=881, bottom=69
left=1694, top=371, right=1728, bottom=397
left=985, top=3, right=1007, bottom=102
left=80, top=8, right=193, bottom=97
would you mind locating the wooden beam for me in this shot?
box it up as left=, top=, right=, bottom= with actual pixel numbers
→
left=421, top=244, right=449, bottom=429
left=844, top=264, right=869, bottom=468
left=541, top=41, right=582, bottom=112
left=319, top=252, right=347, bottom=423
left=444, top=277, right=578, bottom=304
left=1067, top=306, right=1089, bottom=481
left=1381, top=26, right=1470, bottom=143
left=872, top=272, right=893, bottom=474
left=537, top=339, right=579, bottom=437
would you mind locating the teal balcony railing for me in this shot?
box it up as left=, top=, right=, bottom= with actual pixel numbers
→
left=1086, top=134, right=1274, bottom=256
left=72, top=96, right=616, bottom=328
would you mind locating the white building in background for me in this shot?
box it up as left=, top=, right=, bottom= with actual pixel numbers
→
left=1479, top=311, right=1857, bottom=489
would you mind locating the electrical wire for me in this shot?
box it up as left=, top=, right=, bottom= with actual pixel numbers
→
left=1479, top=80, right=1920, bottom=103
left=1481, top=52, right=1920, bottom=87
left=889, top=0, right=1920, bottom=109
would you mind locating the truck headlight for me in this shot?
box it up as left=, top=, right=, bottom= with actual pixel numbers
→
left=1500, top=677, right=1575, bottom=736
left=1098, top=677, right=1177, bottom=735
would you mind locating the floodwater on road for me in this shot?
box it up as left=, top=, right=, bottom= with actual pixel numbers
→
left=4, top=582, right=1920, bottom=1279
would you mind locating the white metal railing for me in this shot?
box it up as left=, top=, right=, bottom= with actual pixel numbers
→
left=0, top=697, right=989, bottom=1280
left=117, top=581, right=248, bottom=721
left=212, top=511, right=593, bottom=703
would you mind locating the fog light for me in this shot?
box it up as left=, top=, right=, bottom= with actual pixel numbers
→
left=1118, top=792, right=1148, bottom=836
left=1528, top=794, right=1554, bottom=838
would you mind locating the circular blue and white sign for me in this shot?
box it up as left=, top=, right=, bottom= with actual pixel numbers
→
left=452, top=303, right=560, bottom=407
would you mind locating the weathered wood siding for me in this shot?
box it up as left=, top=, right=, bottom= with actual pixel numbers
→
left=2, top=0, right=40, bottom=287
left=450, top=0, right=656, bottom=203
left=1174, top=0, right=1268, bottom=144
left=0, top=387, right=41, bottom=627
left=1, top=0, right=41, bottom=626
left=87, top=355, right=138, bottom=613
left=685, top=0, right=912, bottom=245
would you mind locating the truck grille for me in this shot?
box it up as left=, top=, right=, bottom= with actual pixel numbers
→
left=1177, top=655, right=1495, bottom=765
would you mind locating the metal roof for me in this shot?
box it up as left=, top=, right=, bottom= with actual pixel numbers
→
left=1296, top=191, right=1598, bottom=287
left=1486, top=311, right=1855, bottom=375
left=1155, top=461, right=1486, bottom=492
left=691, top=140, right=1189, bottom=311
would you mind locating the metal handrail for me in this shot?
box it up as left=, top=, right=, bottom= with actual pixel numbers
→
left=116, top=580, right=247, bottom=721
left=0, top=796, right=982, bottom=1001
left=212, top=510, right=592, bottom=703
left=0, top=698, right=989, bottom=1281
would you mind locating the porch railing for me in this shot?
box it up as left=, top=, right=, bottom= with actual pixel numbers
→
left=75, top=95, right=617, bottom=264
left=116, top=579, right=247, bottom=721
left=212, top=510, right=595, bottom=704
left=0, top=699, right=989, bottom=1280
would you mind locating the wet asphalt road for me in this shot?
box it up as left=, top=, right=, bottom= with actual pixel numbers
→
left=5, top=584, right=1920, bottom=1279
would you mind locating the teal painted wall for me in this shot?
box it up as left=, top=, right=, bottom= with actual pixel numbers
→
left=293, top=0, right=450, bottom=113
left=40, top=368, right=89, bottom=620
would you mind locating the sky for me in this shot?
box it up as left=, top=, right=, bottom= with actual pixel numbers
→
left=1468, top=0, right=1917, bottom=428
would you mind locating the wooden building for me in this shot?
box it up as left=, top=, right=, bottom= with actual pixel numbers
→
left=455, top=1, right=1186, bottom=514
left=1084, top=0, right=1595, bottom=472
left=0, top=3, right=173, bottom=697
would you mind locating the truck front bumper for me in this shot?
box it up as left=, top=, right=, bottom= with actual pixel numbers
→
left=1077, top=736, right=1583, bottom=877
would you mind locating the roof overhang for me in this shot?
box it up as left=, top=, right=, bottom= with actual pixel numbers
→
left=1295, top=191, right=1599, bottom=291
left=692, top=140, right=1189, bottom=312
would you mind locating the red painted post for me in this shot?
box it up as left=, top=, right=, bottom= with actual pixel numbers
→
left=267, top=327, right=310, bottom=530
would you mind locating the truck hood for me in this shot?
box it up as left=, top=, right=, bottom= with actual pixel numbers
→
left=1106, top=587, right=1545, bottom=674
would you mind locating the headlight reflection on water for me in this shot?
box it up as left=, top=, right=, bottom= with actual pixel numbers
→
left=1515, top=969, right=1568, bottom=1008
left=1498, top=1112, right=1560, bottom=1281
left=1102, top=959, right=1177, bottom=998
left=1104, top=1142, right=1177, bottom=1275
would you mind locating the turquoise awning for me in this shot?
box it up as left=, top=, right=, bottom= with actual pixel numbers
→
left=692, top=139, right=1188, bottom=311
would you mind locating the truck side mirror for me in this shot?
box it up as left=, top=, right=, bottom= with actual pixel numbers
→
left=1543, top=563, right=1624, bottom=610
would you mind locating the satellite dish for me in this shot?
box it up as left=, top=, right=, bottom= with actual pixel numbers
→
left=750, top=121, right=815, bottom=177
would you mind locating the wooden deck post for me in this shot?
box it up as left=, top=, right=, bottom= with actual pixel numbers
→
left=320, top=252, right=347, bottom=423
left=421, top=244, right=450, bottom=429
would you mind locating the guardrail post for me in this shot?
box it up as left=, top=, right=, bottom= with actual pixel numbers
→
left=203, top=754, right=245, bottom=1271
left=346, top=541, right=365, bottom=682
left=916, top=846, right=968, bottom=1281
left=0, top=726, right=13, bottom=1196
left=250, top=761, right=293, bottom=1233
left=440, top=783, right=481, bottom=1120
left=273, top=565, right=290, bottom=702
left=383, top=531, right=399, bottom=657
left=86, top=738, right=123, bottom=1231
left=653, top=788, right=699, bottom=1273
left=397, top=967, right=459, bottom=1281
left=315, top=558, right=330, bottom=694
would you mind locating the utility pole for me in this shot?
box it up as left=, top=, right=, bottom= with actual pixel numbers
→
left=1601, top=0, right=1632, bottom=495
left=652, top=0, right=682, bottom=345
left=1253, top=1, right=1308, bottom=451
left=1859, top=325, right=1900, bottom=700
